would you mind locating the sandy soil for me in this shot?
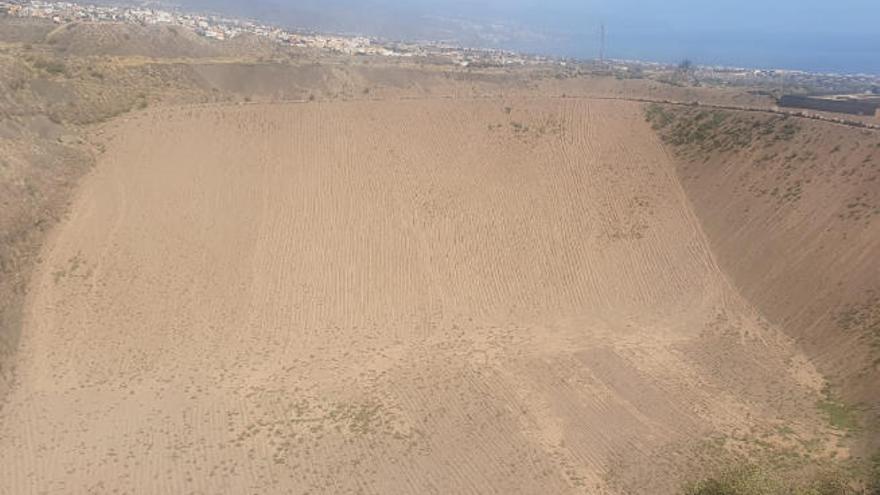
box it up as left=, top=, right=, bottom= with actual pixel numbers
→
left=0, top=98, right=840, bottom=493
left=657, top=106, right=880, bottom=415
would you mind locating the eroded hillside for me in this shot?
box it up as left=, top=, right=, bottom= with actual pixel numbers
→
left=647, top=103, right=880, bottom=457
left=0, top=98, right=850, bottom=494
left=0, top=16, right=563, bottom=403
left=1, top=14, right=878, bottom=494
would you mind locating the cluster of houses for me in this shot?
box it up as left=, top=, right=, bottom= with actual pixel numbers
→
left=0, top=0, right=541, bottom=66
left=10, top=0, right=875, bottom=101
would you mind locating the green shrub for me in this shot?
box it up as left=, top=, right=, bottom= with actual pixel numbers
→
left=645, top=103, right=673, bottom=129
left=683, top=465, right=782, bottom=495
left=816, top=393, right=861, bottom=433
left=682, top=461, right=878, bottom=495
left=869, top=453, right=880, bottom=495
left=33, top=58, right=66, bottom=75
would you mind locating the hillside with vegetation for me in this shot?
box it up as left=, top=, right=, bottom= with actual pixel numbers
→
left=647, top=103, right=880, bottom=493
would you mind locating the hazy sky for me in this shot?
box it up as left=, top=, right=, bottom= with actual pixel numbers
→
left=181, top=0, right=880, bottom=73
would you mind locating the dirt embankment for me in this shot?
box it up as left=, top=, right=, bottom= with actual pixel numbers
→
left=2, top=16, right=746, bottom=401
left=0, top=98, right=845, bottom=494
left=0, top=18, right=265, bottom=399
left=647, top=104, right=880, bottom=452
left=0, top=16, right=527, bottom=401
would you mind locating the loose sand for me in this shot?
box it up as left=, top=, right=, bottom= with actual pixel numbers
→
left=0, top=98, right=839, bottom=493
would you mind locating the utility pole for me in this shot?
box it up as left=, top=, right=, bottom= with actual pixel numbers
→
left=599, top=22, right=606, bottom=62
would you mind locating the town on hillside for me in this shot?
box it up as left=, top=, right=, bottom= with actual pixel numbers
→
left=2, top=0, right=880, bottom=110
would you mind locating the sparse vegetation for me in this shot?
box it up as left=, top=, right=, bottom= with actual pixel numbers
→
left=869, top=453, right=880, bottom=494
left=682, top=462, right=872, bottom=495
left=499, top=114, right=564, bottom=142
left=777, top=122, right=799, bottom=141
left=645, top=103, right=802, bottom=155
left=835, top=294, right=880, bottom=365
left=32, top=58, right=66, bottom=75
left=510, top=120, right=526, bottom=132
left=816, top=389, right=862, bottom=433
left=646, top=103, right=674, bottom=129
left=682, top=464, right=781, bottom=495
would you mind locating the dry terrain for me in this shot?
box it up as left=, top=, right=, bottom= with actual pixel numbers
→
left=648, top=105, right=880, bottom=409
left=0, top=98, right=856, bottom=493
left=0, top=16, right=878, bottom=495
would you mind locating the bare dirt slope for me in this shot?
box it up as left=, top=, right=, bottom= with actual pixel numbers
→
left=646, top=105, right=880, bottom=440
left=0, top=98, right=841, bottom=494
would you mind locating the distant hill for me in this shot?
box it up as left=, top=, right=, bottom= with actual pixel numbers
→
left=46, top=21, right=223, bottom=58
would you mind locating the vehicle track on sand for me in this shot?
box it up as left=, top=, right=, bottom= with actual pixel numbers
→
left=0, top=98, right=836, bottom=494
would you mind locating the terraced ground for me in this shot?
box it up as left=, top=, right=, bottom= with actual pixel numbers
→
left=0, top=98, right=858, bottom=493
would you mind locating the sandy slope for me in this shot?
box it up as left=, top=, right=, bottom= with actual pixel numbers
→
left=0, top=99, right=837, bottom=494
left=666, top=111, right=880, bottom=407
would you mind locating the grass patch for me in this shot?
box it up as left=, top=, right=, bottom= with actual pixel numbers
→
left=644, top=104, right=800, bottom=155
left=32, top=58, right=66, bottom=76
left=775, top=121, right=799, bottom=141
left=816, top=389, right=862, bottom=433
left=682, top=462, right=868, bottom=495
left=645, top=103, right=673, bottom=129
left=835, top=294, right=880, bottom=364
left=869, top=452, right=880, bottom=494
